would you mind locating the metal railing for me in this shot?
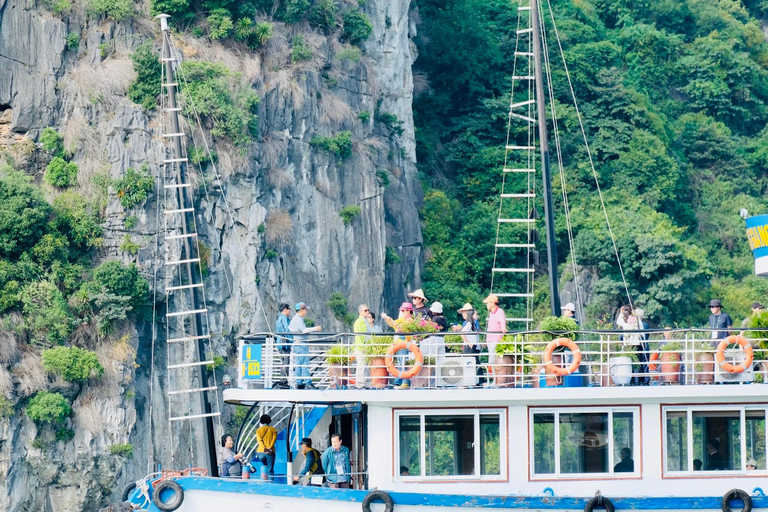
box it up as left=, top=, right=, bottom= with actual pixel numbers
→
left=236, top=329, right=768, bottom=390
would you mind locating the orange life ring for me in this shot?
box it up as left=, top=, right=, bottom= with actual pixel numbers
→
left=543, top=338, right=581, bottom=376
left=648, top=351, right=661, bottom=372
left=384, top=341, right=423, bottom=379
left=716, top=335, right=753, bottom=374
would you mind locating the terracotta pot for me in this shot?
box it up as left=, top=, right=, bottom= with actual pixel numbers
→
left=695, top=353, right=715, bottom=384
left=660, top=352, right=681, bottom=384
left=369, top=357, right=389, bottom=388
left=495, top=355, right=515, bottom=387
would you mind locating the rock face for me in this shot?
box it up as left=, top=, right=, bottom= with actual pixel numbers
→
left=0, top=0, right=422, bottom=509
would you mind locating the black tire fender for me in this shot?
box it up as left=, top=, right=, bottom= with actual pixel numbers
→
left=153, top=480, right=184, bottom=512
left=362, top=490, right=394, bottom=512
left=584, top=496, right=615, bottom=512
left=722, top=489, right=752, bottom=512
left=121, top=482, right=137, bottom=502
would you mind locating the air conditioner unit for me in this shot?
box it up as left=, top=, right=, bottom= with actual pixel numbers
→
left=715, top=349, right=754, bottom=384
left=437, top=357, right=478, bottom=387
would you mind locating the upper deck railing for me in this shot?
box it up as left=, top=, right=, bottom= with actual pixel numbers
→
left=235, top=329, right=768, bottom=391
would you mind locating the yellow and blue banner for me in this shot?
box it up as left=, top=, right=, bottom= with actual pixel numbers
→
left=746, top=214, right=768, bottom=276
left=241, top=344, right=262, bottom=380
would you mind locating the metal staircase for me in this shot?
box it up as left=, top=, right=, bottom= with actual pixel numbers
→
left=158, top=14, right=221, bottom=472
left=491, top=0, right=539, bottom=329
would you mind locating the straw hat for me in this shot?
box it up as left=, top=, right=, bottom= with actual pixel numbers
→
left=407, top=288, right=427, bottom=300
left=457, top=303, right=474, bottom=313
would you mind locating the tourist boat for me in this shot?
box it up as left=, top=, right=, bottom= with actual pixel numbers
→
left=123, top=4, right=768, bottom=512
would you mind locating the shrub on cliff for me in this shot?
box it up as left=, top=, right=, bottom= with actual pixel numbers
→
left=309, top=0, right=339, bottom=31
left=44, top=157, right=79, bottom=188
left=178, top=60, right=260, bottom=145
left=110, top=443, right=134, bottom=457
left=88, top=0, right=133, bottom=21
left=342, top=11, right=372, bottom=46
left=113, top=166, right=154, bottom=210
left=290, top=35, right=313, bottom=63
left=0, top=169, right=52, bottom=259
left=310, top=131, right=353, bottom=158
left=51, top=191, right=104, bottom=253
left=128, top=42, right=162, bottom=111
left=339, top=205, right=361, bottom=224
left=80, top=260, right=149, bottom=315
left=42, top=347, right=104, bottom=382
left=207, top=8, right=233, bottom=39
left=40, top=128, right=65, bottom=157
left=276, top=0, right=309, bottom=23
left=21, top=280, right=73, bottom=346
left=26, top=391, right=71, bottom=424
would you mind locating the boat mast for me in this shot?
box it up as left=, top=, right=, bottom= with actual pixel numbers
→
left=530, top=0, right=561, bottom=316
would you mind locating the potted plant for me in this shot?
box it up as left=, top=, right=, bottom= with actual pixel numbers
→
left=660, top=341, right=683, bottom=384
left=325, top=345, right=349, bottom=388
left=608, top=343, right=637, bottom=386
left=693, top=341, right=715, bottom=384
left=495, top=334, right=537, bottom=387
left=444, top=334, right=463, bottom=354
left=365, top=335, right=393, bottom=388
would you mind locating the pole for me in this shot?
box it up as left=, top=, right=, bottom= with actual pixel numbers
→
left=159, top=15, right=218, bottom=476
left=530, top=0, right=561, bottom=316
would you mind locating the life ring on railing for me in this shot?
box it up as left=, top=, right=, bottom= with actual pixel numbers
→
left=385, top=341, right=423, bottom=379
left=722, top=488, right=752, bottom=512
left=716, top=335, right=753, bottom=374
left=648, top=351, right=661, bottom=372
left=152, top=480, right=184, bottom=511
left=543, top=338, right=581, bottom=376
left=362, top=490, right=394, bottom=512
left=584, top=495, right=615, bottom=512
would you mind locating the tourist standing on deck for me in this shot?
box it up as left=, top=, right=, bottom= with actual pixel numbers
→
left=322, top=433, right=352, bottom=488
left=255, top=414, right=277, bottom=477
left=561, top=302, right=580, bottom=326
left=382, top=303, right=415, bottom=389
left=741, top=302, right=764, bottom=328
left=456, top=303, right=480, bottom=354
left=294, top=438, right=324, bottom=486
left=430, top=302, right=448, bottom=331
left=408, top=289, right=432, bottom=318
left=367, top=311, right=382, bottom=333
left=484, top=294, right=506, bottom=387
left=289, top=302, right=322, bottom=390
left=353, top=304, right=371, bottom=389
left=708, top=299, right=732, bottom=344
left=275, top=303, right=292, bottom=378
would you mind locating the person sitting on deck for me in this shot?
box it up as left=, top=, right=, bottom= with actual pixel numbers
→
left=219, top=434, right=245, bottom=477
left=613, top=447, right=634, bottom=472
left=294, top=438, right=324, bottom=486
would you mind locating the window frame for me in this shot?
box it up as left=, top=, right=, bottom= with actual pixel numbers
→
left=661, top=404, right=768, bottom=477
left=528, top=406, right=642, bottom=480
left=393, top=407, right=508, bottom=482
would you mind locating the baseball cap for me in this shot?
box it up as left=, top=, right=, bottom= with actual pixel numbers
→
left=482, top=294, right=499, bottom=304
left=295, top=302, right=310, bottom=311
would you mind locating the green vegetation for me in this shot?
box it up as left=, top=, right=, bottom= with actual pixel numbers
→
left=264, top=249, right=278, bottom=260
left=385, top=245, right=401, bottom=265
left=99, top=41, right=114, bottom=59
left=113, top=166, right=154, bottom=210
left=51, top=191, right=104, bottom=253
left=235, top=20, right=273, bottom=49
left=178, top=60, right=260, bottom=145
left=336, top=46, right=363, bottom=63
left=40, top=128, right=65, bottom=157
left=276, top=0, right=310, bottom=23
left=309, top=0, right=339, bottom=31
left=56, top=428, right=75, bottom=441
left=206, top=355, right=226, bottom=371
left=310, top=131, right=352, bottom=158
left=339, top=205, right=362, bottom=225
left=22, top=280, right=73, bottom=346
left=290, top=35, right=313, bottom=63
left=89, top=0, right=133, bottom=20
left=327, top=292, right=355, bottom=324
left=376, top=112, right=404, bottom=136
left=375, top=169, right=390, bottom=188
left=65, top=33, right=80, bottom=51
left=119, top=235, right=140, bottom=255
left=124, top=216, right=138, bottom=230
left=44, top=157, right=79, bottom=188
left=414, top=0, right=768, bottom=326
left=109, top=443, right=134, bottom=457
left=26, top=391, right=71, bottom=424
left=0, top=396, right=13, bottom=418
left=42, top=0, right=71, bottom=14
left=358, top=111, right=371, bottom=123
left=128, top=42, right=162, bottom=111
left=42, top=346, right=104, bottom=382
left=342, top=11, right=372, bottom=46
left=207, top=8, right=233, bottom=39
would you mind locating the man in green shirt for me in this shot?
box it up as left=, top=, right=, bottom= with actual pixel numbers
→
left=353, top=304, right=371, bottom=389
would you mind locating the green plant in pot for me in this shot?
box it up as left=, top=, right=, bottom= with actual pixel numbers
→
left=444, top=334, right=463, bottom=353
left=537, top=316, right=579, bottom=342
left=495, top=333, right=537, bottom=387
left=659, top=340, right=683, bottom=384
left=744, top=311, right=768, bottom=351
left=325, top=344, right=350, bottom=365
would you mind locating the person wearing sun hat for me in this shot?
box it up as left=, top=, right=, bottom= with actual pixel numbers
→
left=483, top=294, right=506, bottom=387
left=707, top=299, right=732, bottom=345
left=407, top=288, right=432, bottom=319
left=381, top=302, right=415, bottom=389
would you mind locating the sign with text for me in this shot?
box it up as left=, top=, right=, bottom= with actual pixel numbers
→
left=241, top=344, right=263, bottom=380
left=746, top=214, right=768, bottom=276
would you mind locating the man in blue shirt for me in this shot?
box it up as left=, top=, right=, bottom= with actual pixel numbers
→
left=708, top=299, right=733, bottom=346
left=321, top=433, right=352, bottom=488
left=275, top=304, right=292, bottom=378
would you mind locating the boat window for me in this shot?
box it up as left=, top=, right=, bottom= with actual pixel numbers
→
left=530, top=407, right=639, bottom=478
left=662, top=406, right=768, bottom=474
left=395, top=409, right=506, bottom=480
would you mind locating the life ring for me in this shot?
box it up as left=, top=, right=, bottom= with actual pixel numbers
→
left=722, top=489, right=752, bottom=512
left=648, top=351, right=661, bottom=372
left=716, top=335, right=753, bottom=374
left=584, top=495, right=615, bottom=512
left=543, top=338, right=581, bottom=376
left=121, top=482, right=137, bottom=502
left=362, top=490, right=394, bottom=512
left=152, top=480, right=184, bottom=512
left=385, top=341, right=423, bottom=379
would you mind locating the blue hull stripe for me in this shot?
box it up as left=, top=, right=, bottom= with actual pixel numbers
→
left=171, top=477, right=767, bottom=509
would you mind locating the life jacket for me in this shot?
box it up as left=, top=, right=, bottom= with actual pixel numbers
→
left=306, top=447, right=323, bottom=475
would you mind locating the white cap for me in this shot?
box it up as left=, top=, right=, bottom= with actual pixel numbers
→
left=561, top=302, right=576, bottom=312
left=430, top=302, right=443, bottom=314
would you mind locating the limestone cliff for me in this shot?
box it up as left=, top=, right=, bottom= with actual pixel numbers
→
left=0, top=0, right=422, bottom=509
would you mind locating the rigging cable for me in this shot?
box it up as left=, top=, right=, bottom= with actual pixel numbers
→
left=544, top=0, right=633, bottom=309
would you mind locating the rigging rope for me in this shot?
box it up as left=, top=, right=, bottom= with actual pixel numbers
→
left=544, top=0, right=633, bottom=309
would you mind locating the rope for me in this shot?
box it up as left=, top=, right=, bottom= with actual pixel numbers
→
left=544, top=0, right=633, bottom=309
left=538, top=2, right=584, bottom=323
